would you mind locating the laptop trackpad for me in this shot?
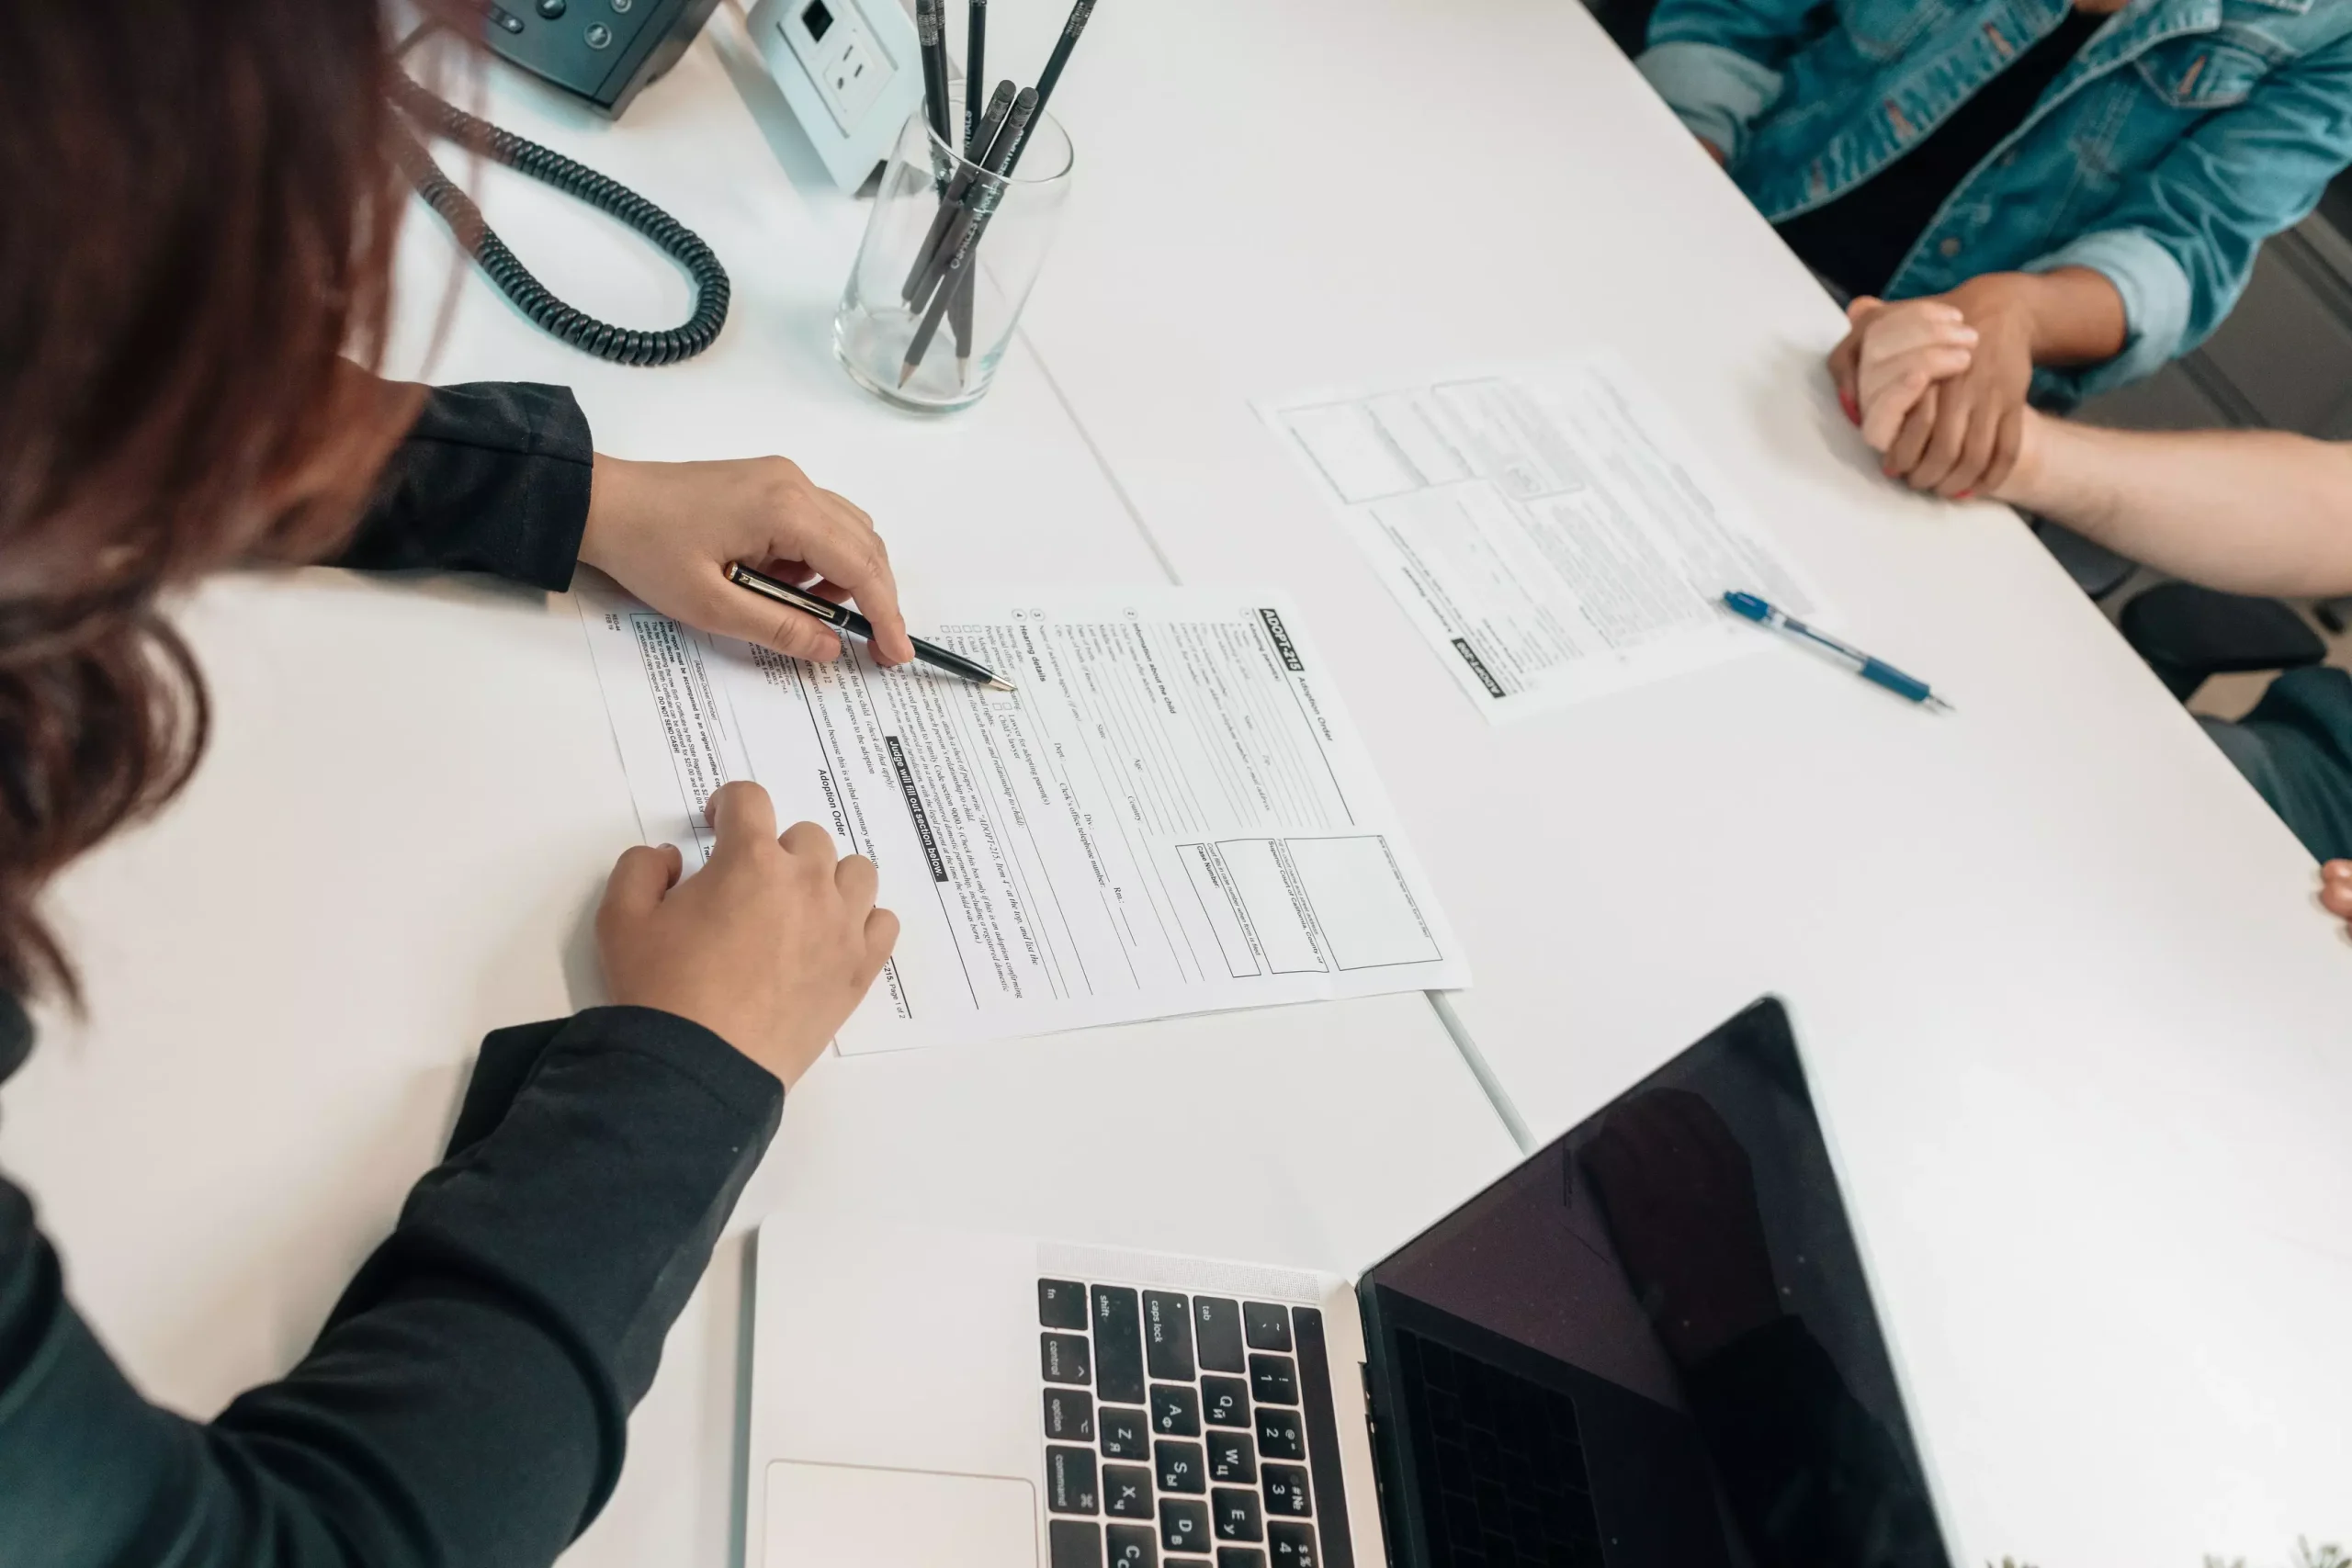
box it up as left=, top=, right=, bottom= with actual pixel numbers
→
left=765, top=1461, right=1036, bottom=1568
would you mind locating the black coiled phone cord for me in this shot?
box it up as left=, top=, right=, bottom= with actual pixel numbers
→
left=391, top=77, right=729, bottom=367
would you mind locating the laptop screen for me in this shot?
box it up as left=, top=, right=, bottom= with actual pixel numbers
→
left=1357, top=998, right=1950, bottom=1568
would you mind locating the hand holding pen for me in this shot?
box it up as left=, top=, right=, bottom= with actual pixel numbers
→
left=579, top=453, right=916, bottom=667
left=729, top=563, right=1016, bottom=691
left=583, top=457, right=1010, bottom=687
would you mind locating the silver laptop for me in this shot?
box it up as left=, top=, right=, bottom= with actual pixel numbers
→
left=745, top=999, right=1951, bottom=1568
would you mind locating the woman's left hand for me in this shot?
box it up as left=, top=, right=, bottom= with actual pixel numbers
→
left=579, top=454, right=917, bottom=666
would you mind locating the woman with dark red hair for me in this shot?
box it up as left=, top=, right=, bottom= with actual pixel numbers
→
left=0, top=4, right=908, bottom=1562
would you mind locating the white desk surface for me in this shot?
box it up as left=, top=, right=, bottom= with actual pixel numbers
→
left=0, top=18, right=1515, bottom=1568
left=5, top=2, right=2346, bottom=1564
left=993, top=0, right=2352, bottom=1561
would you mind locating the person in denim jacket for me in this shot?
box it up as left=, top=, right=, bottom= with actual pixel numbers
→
left=1641, top=0, right=2352, bottom=500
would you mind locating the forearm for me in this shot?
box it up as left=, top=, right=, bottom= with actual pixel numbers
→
left=2024, top=266, right=2129, bottom=365
left=1959, top=267, right=2128, bottom=367
left=1998, top=419, right=2352, bottom=596
left=2035, top=44, right=2352, bottom=402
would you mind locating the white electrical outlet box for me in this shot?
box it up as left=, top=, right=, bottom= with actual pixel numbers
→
left=749, top=0, right=925, bottom=191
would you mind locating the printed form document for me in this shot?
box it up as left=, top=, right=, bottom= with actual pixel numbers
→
left=581, top=585, right=1467, bottom=1053
left=1262, top=355, right=1823, bottom=723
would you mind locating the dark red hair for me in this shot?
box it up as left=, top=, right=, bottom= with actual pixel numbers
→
left=0, top=0, right=435, bottom=998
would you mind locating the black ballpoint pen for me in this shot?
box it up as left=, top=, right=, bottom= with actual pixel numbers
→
left=726, top=562, right=1016, bottom=692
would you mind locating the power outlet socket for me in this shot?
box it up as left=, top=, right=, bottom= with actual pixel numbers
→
left=817, top=26, right=889, bottom=130
left=749, top=0, right=924, bottom=188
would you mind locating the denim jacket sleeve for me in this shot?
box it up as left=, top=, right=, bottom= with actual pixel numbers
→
left=1635, top=0, right=1826, bottom=161
left=2029, top=36, right=2352, bottom=402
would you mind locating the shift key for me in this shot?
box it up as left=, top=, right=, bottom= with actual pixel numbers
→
left=1092, top=1286, right=1147, bottom=1404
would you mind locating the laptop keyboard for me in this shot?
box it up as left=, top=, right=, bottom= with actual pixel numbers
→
left=1038, top=1280, right=1354, bottom=1568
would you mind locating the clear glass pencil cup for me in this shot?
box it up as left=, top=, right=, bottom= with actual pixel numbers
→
left=833, top=87, right=1074, bottom=412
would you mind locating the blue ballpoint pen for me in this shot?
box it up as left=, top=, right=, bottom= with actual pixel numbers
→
left=1721, top=591, right=1954, bottom=712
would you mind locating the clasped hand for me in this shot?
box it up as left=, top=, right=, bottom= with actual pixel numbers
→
left=1830, top=280, right=2037, bottom=501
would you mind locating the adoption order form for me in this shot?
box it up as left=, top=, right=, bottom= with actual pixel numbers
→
left=1264, top=355, right=1821, bottom=723
left=581, top=585, right=1468, bottom=1053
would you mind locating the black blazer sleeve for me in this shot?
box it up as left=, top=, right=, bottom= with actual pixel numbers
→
left=0, top=1001, right=781, bottom=1568
left=335, top=381, right=596, bottom=591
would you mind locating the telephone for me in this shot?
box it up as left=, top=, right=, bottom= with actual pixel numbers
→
left=396, top=6, right=734, bottom=366
left=402, top=0, right=920, bottom=367
left=475, top=0, right=722, bottom=118
left=469, top=0, right=922, bottom=186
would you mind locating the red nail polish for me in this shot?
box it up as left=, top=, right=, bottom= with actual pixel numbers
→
left=1953, top=490, right=1974, bottom=501
left=1839, top=389, right=1860, bottom=424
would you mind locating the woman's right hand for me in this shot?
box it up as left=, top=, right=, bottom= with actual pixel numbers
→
left=594, top=781, right=899, bottom=1088
left=580, top=454, right=917, bottom=669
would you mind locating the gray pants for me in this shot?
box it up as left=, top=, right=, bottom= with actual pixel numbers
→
left=2199, top=667, right=2352, bottom=863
